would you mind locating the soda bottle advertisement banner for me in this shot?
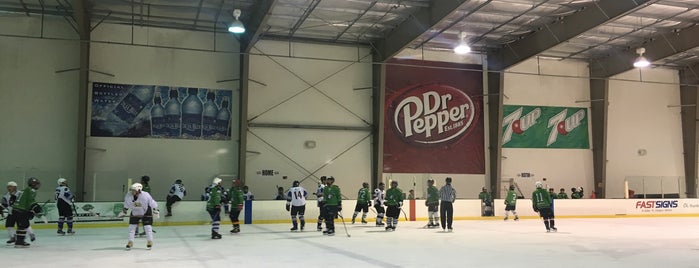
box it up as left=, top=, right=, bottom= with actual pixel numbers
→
left=383, top=59, right=485, bottom=174
left=501, top=105, right=589, bottom=149
left=90, top=82, right=233, bottom=140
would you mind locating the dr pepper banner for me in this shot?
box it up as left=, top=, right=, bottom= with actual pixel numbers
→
left=383, top=59, right=485, bottom=174
left=502, top=105, right=589, bottom=149
left=91, top=82, right=233, bottom=140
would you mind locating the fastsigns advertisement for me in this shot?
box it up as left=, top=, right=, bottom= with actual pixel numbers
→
left=383, top=59, right=485, bottom=174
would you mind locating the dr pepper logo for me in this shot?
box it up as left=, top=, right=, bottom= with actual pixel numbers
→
left=388, top=82, right=477, bottom=145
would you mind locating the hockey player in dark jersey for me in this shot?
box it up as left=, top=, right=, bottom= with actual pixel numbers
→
left=532, top=181, right=557, bottom=232
left=55, top=178, right=75, bottom=235
left=351, top=182, right=371, bottom=224
left=504, top=185, right=519, bottom=221
left=425, top=179, right=439, bottom=228
left=228, top=179, right=244, bottom=234
left=384, top=181, right=404, bottom=231
left=12, top=177, right=42, bottom=248
left=322, top=177, right=341, bottom=236
left=313, top=176, right=327, bottom=231
left=206, top=178, right=224, bottom=239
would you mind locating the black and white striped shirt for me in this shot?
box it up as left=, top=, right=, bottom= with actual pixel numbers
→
left=439, top=184, right=456, bottom=203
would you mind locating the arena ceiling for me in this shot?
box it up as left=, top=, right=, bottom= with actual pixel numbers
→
left=0, top=0, right=697, bottom=77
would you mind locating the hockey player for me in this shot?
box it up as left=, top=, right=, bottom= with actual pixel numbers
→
left=55, top=178, right=75, bottom=235
left=119, top=182, right=159, bottom=250
left=384, top=181, right=404, bottom=231
left=425, top=179, right=439, bottom=228
left=373, top=182, right=386, bottom=226
left=549, top=188, right=558, bottom=199
left=479, top=187, right=492, bottom=216
left=228, top=179, right=244, bottom=234
left=351, top=182, right=371, bottom=224
left=322, top=176, right=341, bottom=236
left=165, top=179, right=186, bottom=217
left=557, top=188, right=569, bottom=199
left=12, top=177, right=42, bottom=248
left=286, top=180, right=307, bottom=231
left=532, top=181, right=556, bottom=232
left=242, top=185, right=254, bottom=201
left=136, top=175, right=153, bottom=236
left=206, top=178, right=224, bottom=239
left=313, top=176, right=327, bottom=231
left=503, top=185, right=519, bottom=221
left=2, top=181, right=19, bottom=244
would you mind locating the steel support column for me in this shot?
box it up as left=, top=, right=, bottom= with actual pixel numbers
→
left=680, top=63, right=699, bottom=197
left=487, top=70, right=503, bottom=198
left=238, top=54, right=250, bottom=184
left=372, top=63, right=385, bottom=189
left=241, top=0, right=277, bottom=53
left=72, top=0, right=89, bottom=201
left=589, top=78, right=609, bottom=198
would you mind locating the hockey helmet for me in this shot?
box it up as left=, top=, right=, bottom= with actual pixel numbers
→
left=362, top=182, right=369, bottom=188
left=213, top=177, right=222, bottom=185
left=57, top=178, right=67, bottom=185
left=131, top=182, right=143, bottom=191
left=320, top=176, right=327, bottom=181
left=292, top=180, right=300, bottom=187
left=535, top=181, right=543, bottom=189
left=175, top=179, right=183, bottom=184
left=7, top=181, right=18, bottom=187
left=28, top=177, right=41, bottom=189
left=445, top=177, right=452, bottom=183
left=141, top=175, right=150, bottom=183
left=509, top=185, right=515, bottom=190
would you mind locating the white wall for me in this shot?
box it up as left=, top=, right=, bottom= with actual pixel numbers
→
left=86, top=23, right=241, bottom=201
left=246, top=40, right=373, bottom=199
left=607, top=68, right=684, bottom=198
left=501, top=58, right=594, bottom=197
left=0, top=16, right=79, bottom=202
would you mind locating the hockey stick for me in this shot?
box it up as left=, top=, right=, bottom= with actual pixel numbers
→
left=337, top=212, right=351, bottom=238
left=400, top=207, right=408, bottom=221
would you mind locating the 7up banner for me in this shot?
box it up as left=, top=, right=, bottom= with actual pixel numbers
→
left=502, top=105, right=589, bottom=149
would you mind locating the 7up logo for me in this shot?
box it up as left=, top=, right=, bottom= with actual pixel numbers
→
left=547, top=109, right=585, bottom=146
left=502, top=106, right=587, bottom=147
left=502, top=107, right=541, bottom=144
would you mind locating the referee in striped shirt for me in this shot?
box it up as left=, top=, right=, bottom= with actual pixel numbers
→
left=439, top=177, right=456, bottom=231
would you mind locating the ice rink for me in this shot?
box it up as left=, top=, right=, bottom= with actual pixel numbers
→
left=4, top=217, right=699, bottom=268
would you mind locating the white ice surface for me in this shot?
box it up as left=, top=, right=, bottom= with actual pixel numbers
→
left=4, top=217, right=699, bottom=268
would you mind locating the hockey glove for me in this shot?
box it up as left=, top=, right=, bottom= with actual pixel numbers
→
left=533, top=207, right=539, bottom=213
left=398, top=202, right=403, bottom=208
left=338, top=206, right=342, bottom=212
left=117, top=208, right=128, bottom=218
left=40, top=215, right=48, bottom=224
left=237, top=204, right=243, bottom=211
left=285, top=204, right=291, bottom=212
left=152, top=209, right=160, bottom=219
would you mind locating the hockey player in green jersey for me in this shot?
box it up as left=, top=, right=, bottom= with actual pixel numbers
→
left=503, top=185, right=519, bottom=221
left=11, top=177, right=42, bottom=248
left=352, top=182, right=371, bottom=224
left=532, top=181, right=556, bottom=232
left=207, top=178, right=224, bottom=239
left=228, top=179, right=244, bottom=234
left=425, top=179, right=439, bottom=228
left=557, top=188, right=569, bottom=199
left=384, top=181, right=404, bottom=231
left=322, top=177, right=341, bottom=236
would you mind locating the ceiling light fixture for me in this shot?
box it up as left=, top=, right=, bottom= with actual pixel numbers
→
left=453, top=32, right=471, bottom=55
left=633, top=47, right=650, bottom=68
left=228, top=9, right=245, bottom=34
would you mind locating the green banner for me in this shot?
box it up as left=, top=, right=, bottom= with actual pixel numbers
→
left=502, top=105, right=589, bottom=149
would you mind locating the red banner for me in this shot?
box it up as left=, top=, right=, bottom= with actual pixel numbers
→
left=383, top=59, right=485, bottom=174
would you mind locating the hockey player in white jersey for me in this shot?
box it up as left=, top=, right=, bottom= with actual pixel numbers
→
left=373, top=182, right=386, bottom=226
left=118, top=182, right=159, bottom=250
left=2, top=181, right=19, bottom=244
left=165, top=179, right=186, bottom=217
left=313, top=176, right=327, bottom=231
left=55, top=178, right=75, bottom=235
left=286, top=180, right=307, bottom=231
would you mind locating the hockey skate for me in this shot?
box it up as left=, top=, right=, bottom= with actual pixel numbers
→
left=57, top=230, right=66, bottom=236
left=15, top=241, right=30, bottom=248
left=326, top=230, right=335, bottom=236
left=6, top=237, right=16, bottom=244
left=290, top=226, right=298, bottom=232
left=126, top=241, right=133, bottom=250
left=146, top=241, right=153, bottom=250
left=376, top=222, right=385, bottom=227
left=165, top=213, right=172, bottom=217
left=30, top=233, right=36, bottom=241
left=361, top=219, right=367, bottom=224
left=211, top=231, right=222, bottom=239
left=230, top=224, right=240, bottom=234
left=514, top=216, right=519, bottom=221
left=67, top=229, right=75, bottom=235
left=503, top=216, right=508, bottom=221
left=351, top=218, right=355, bottom=224
left=550, top=227, right=557, bottom=232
